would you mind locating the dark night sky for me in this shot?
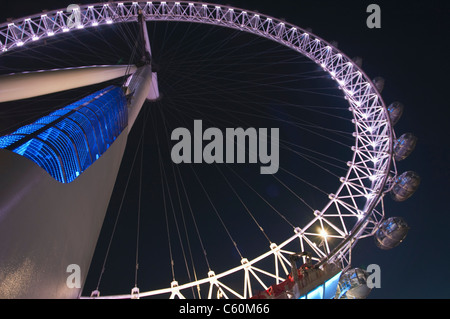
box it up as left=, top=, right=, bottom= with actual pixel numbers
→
left=1, top=0, right=449, bottom=299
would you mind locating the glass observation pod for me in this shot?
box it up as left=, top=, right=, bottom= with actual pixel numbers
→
left=387, top=102, right=404, bottom=126
left=336, top=268, right=372, bottom=299
left=393, top=133, right=417, bottom=161
left=372, top=76, right=385, bottom=93
left=390, top=170, right=421, bottom=202
left=0, top=85, right=127, bottom=183
left=375, top=216, right=410, bottom=250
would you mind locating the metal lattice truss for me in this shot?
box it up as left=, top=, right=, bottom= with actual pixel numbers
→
left=0, top=2, right=396, bottom=299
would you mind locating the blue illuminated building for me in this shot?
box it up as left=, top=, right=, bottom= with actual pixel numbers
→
left=0, top=85, right=127, bottom=183
left=299, top=271, right=342, bottom=299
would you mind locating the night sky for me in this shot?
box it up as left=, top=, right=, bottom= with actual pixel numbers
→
left=1, top=0, right=449, bottom=300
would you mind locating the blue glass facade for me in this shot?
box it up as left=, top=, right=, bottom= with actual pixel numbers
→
left=0, top=85, right=127, bottom=183
left=299, top=271, right=342, bottom=299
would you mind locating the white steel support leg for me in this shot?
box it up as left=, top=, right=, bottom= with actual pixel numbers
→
left=125, top=12, right=159, bottom=132
left=126, top=64, right=153, bottom=132
left=0, top=65, right=136, bottom=102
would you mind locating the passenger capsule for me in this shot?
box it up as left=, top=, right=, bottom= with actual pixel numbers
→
left=336, top=268, right=372, bottom=299
left=393, top=133, right=417, bottom=161
left=372, top=76, right=385, bottom=93
left=375, top=217, right=409, bottom=250
left=352, top=56, right=363, bottom=68
left=330, top=40, right=339, bottom=48
left=387, top=102, right=404, bottom=126
left=390, top=171, right=421, bottom=202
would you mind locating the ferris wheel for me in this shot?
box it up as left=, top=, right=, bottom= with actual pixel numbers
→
left=0, top=1, right=420, bottom=299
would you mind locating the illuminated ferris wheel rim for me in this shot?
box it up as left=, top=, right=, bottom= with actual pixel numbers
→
left=0, top=1, right=394, bottom=299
